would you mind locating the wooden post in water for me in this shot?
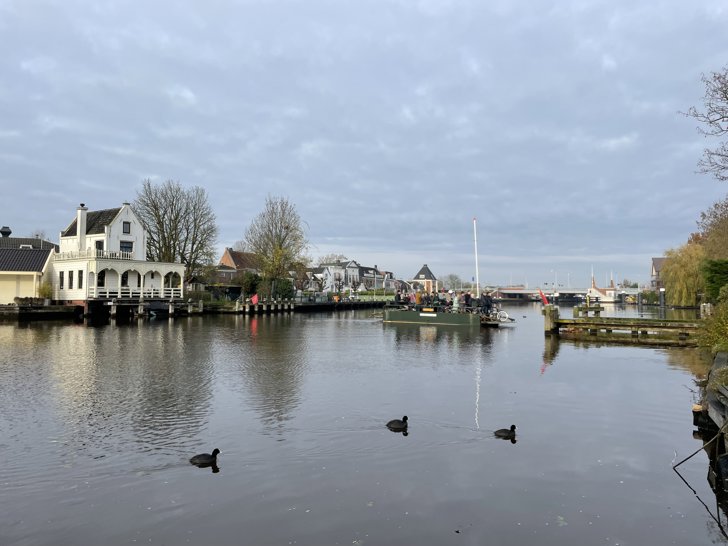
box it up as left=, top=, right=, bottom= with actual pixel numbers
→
left=543, top=304, right=559, bottom=335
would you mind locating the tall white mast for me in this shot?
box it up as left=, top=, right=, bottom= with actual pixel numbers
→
left=473, top=217, right=480, bottom=298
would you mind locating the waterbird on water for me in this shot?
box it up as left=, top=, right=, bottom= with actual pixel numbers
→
left=386, top=416, right=408, bottom=431
left=494, top=425, right=516, bottom=440
left=190, top=448, right=220, bottom=466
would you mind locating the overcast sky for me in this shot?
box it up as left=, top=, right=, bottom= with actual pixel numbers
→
left=1, top=0, right=727, bottom=288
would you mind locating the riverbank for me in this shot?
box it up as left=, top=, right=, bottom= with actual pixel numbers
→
left=0, top=299, right=387, bottom=323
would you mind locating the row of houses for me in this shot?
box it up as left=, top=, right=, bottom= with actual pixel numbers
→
left=212, top=247, right=439, bottom=296
left=0, top=201, right=439, bottom=305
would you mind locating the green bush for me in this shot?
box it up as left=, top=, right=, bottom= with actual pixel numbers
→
left=186, top=290, right=213, bottom=302
left=708, top=366, right=728, bottom=392
left=38, top=281, right=53, bottom=299
left=699, top=302, right=728, bottom=352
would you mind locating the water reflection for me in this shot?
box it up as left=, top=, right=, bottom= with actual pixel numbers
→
left=676, top=426, right=728, bottom=543
left=236, top=315, right=307, bottom=433
left=541, top=335, right=561, bottom=373
left=2, top=308, right=722, bottom=546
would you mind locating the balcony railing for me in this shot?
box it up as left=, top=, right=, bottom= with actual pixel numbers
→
left=88, top=287, right=183, bottom=299
left=56, top=249, right=136, bottom=261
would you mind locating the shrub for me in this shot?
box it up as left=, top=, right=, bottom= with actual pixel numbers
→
left=698, top=302, right=728, bottom=353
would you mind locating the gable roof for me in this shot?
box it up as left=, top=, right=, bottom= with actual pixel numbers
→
left=62, top=207, right=122, bottom=237
left=0, top=248, right=53, bottom=272
left=0, top=236, right=58, bottom=251
left=652, top=257, right=666, bottom=273
left=412, top=264, right=437, bottom=281
left=221, top=248, right=260, bottom=270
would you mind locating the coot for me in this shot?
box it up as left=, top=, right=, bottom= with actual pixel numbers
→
left=494, top=425, right=516, bottom=439
left=190, top=448, right=220, bottom=466
left=387, top=416, right=408, bottom=431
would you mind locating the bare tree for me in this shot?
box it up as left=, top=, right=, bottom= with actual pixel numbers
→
left=134, top=179, right=218, bottom=281
left=318, top=253, right=348, bottom=264
left=242, top=195, right=308, bottom=285
left=443, top=273, right=463, bottom=290
left=686, top=66, right=728, bottom=181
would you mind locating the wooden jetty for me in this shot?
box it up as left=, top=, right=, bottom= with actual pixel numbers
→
left=542, top=304, right=701, bottom=346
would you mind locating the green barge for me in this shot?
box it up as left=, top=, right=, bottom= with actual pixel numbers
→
left=383, top=305, right=511, bottom=327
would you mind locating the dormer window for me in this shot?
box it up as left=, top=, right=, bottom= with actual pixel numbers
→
left=123, top=221, right=131, bottom=234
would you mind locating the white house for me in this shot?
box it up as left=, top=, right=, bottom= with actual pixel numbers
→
left=52, top=203, right=185, bottom=303
left=307, top=259, right=393, bottom=293
left=586, top=275, right=620, bottom=304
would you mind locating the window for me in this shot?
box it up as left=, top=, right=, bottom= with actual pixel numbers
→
left=121, top=272, right=128, bottom=287
left=95, top=240, right=104, bottom=251
left=97, top=271, right=105, bottom=288
left=68, top=271, right=74, bottom=289
left=120, top=241, right=133, bottom=253
left=59, top=271, right=64, bottom=290
left=122, top=221, right=131, bottom=234
left=78, top=270, right=83, bottom=289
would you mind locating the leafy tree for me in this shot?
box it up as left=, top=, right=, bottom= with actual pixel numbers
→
left=241, top=195, right=308, bottom=295
left=697, top=194, right=728, bottom=259
left=620, top=279, right=639, bottom=288
left=685, top=65, right=728, bottom=181
left=701, top=260, right=728, bottom=303
left=640, top=290, right=659, bottom=305
left=134, top=179, right=218, bottom=281
left=661, top=242, right=706, bottom=306
left=233, top=271, right=261, bottom=296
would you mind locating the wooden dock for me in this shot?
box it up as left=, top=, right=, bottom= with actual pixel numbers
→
left=543, top=304, right=701, bottom=346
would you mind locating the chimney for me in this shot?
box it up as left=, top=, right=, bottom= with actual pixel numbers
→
left=77, top=203, right=88, bottom=251
left=0, top=226, right=10, bottom=238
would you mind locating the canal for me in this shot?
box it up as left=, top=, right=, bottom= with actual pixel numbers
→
left=0, top=303, right=722, bottom=545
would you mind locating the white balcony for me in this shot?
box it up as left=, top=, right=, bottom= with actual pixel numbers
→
left=55, top=249, right=136, bottom=261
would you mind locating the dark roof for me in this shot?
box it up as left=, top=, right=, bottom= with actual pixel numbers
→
left=0, top=248, right=52, bottom=272
left=62, top=207, right=122, bottom=237
left=0, top=237, right=58, bottom=251
left=412, top=264, right=437, bottom=281
left=652, top=257, right=666, bottom=272
left=223, top=249, right=260, bottom=270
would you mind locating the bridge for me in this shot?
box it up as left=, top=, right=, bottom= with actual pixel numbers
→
left=489, top=286, right=641, bottom=303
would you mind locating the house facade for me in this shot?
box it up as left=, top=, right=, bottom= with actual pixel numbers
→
left=586, top=275, right=620, bottom=303
left=651, top=257, right=666, bottom=290
left=304, top=260, right=394, bottom=293
left=52, top=203, right=185, bottom=303
left=219, top=248, right=260, bottom=276
left=0, top=248, right=54, bottom=303
left=0, top=226, right=56, bottom=303
left=411, top=264, right=439, bottom=293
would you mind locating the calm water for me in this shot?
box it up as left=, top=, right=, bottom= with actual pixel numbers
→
left=0, top=304, right=722, bottom=545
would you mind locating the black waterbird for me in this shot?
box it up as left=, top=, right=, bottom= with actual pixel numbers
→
left=494, top=425, right=516, bottom=440
left=190, top=448, right=220, bottom=467
left=386, top=416, right=408, bottom=432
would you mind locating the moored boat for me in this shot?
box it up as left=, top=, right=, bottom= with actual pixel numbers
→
left=383, top=305, right=482, bottom=327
